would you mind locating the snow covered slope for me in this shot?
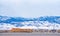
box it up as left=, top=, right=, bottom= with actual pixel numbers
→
left=0, top=16, right=60, bottom=30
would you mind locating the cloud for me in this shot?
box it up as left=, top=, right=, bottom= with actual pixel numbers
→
left=0, top=0, right=60, bottom=17
left=28, top=0, right=60, bottom=4
left=0, top=0, right=22, bottom=3
left=0, top=0, right=59, bottom=4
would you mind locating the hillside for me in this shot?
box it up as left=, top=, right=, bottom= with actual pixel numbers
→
left=0, top=16, right=60, bottom=30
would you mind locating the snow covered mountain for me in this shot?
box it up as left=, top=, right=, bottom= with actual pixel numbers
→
left=0, top=16, right=60, bottom=30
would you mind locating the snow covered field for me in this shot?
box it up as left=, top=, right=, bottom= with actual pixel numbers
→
left=0, top=21, right=60, bottom=30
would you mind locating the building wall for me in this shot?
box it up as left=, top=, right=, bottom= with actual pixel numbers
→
left=10, top=28, right=33, bottom=32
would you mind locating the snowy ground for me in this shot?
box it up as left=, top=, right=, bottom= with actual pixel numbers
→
left=0, top=21, right=60, bottom=30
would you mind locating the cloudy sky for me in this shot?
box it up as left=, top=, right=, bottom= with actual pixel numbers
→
left=0, top=0, right=60, bottom=18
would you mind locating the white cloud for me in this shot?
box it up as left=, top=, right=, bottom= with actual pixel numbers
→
left=0, top=0, right=22, bottom=3
left=0, top=0, right=60, bottom=17
left=0, top=0, right=22, bottom=6
left=0, top=0, right=59, bottom=4
left=28, top=0, right=60, bottom=4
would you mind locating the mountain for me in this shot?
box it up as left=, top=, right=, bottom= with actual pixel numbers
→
left=38, top=16, right=60, bottom=24
left=0, top=21, right=60, bottom=30
left=0, top=16, right=27, bottom=23
left=0, top=16, right=60, bottom=30
left=0, top=16, right=60, bottom=24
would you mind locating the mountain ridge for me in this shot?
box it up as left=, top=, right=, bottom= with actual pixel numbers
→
left=0, top=16, right=60, bottom=24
